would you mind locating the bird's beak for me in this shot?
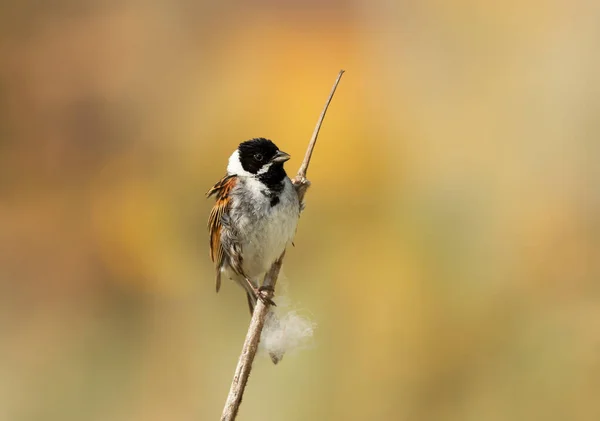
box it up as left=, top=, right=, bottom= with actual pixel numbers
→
left=271, top=150, right=291, bottom=163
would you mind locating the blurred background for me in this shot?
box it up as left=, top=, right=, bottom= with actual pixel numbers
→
left=1, top=0, right=599, bottom=420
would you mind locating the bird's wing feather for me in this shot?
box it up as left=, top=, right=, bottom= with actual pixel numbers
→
left=207, top=174, right=240, bottom=292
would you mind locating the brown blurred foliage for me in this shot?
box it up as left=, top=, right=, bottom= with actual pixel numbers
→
left=0, top=0, right=599, bottom=420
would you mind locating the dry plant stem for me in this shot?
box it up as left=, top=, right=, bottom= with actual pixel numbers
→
left=220, top=70, right=345, bottom=421
left=296, top=69, right=346, bottom=181
left=220, top=253, right=285, bottom=421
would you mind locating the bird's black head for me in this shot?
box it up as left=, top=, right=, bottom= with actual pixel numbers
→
left=236, top=138, right=291, bottom=186
left=238, top=138, right=279, bottom=174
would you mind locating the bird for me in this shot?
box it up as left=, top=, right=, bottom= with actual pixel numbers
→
left=207, top=138, right=301, bottom=314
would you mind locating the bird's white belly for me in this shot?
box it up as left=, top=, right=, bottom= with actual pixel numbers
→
left=241, top=210, right=296, bottom=277
left=229, top=177, right=299, bottom=281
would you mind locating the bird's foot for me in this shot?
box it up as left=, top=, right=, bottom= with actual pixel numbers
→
left=255, top=285, right=276, bottom=306
left=293, top=177, right=311, bottom=205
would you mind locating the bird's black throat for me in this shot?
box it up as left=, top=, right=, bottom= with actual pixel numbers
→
left=259, top=162, right=286, bottom=207
left=236, top=138, right=288, bottom=207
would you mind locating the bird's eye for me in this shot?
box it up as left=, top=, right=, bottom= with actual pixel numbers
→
left=254, top=153, right=264, bottom=162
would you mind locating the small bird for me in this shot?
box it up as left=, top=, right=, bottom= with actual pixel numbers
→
left=207, top=138, right=300, bottom=314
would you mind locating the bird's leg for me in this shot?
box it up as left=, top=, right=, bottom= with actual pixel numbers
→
left=258, top=284, right=276, bottom=303
left=243, top=277, right=276, bottom=307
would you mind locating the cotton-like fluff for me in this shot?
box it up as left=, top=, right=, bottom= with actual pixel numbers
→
left=259, top=276, right=315, bottom=364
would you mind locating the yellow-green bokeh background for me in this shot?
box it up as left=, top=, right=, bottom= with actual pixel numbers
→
left=1, top=1, right=599, bottom=420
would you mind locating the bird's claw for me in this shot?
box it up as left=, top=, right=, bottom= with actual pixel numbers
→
left=256, top=285, right=276, bottom=306
left=259, top=285, right=274, bottom=292
left=293, top=177, right=311, bottom=191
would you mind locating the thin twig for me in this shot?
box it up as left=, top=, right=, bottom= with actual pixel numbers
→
left=220, top=70, right=345, bottom=421
left=220, top=252, right=285, bottom=421
left=296, top=69, right=346, bottom=181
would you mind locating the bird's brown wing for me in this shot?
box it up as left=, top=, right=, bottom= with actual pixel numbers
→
left=207, top=174, right=238, bottom=292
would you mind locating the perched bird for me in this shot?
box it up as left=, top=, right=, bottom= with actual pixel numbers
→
left=207, top=138, right=300, bottom=314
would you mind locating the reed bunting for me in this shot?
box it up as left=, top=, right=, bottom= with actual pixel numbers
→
left=207, top=138, right=301, bottom=313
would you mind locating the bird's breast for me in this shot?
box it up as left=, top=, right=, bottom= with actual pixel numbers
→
left=230, top=178, right=299, bottom=277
